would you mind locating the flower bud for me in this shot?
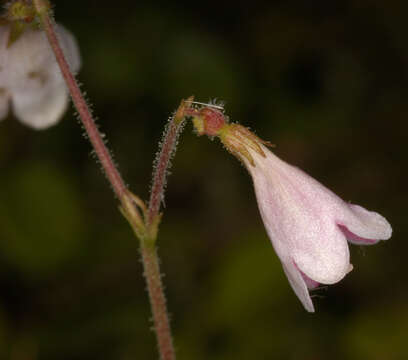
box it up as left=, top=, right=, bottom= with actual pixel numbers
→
left=192, top=107, right=227, bottom=136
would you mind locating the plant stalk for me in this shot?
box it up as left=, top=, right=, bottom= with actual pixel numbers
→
left=33, top=2, right=178, bottom=359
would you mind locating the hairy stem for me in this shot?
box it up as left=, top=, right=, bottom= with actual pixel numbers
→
left=141, top=98, right=191, bottom=360
left=147, top=98, right=191, bottom=226
left=141, top=242, right=175, bottom=360
left=33, top=2, right=178, bottom=359
left=33, top=0, right=127, bottom=200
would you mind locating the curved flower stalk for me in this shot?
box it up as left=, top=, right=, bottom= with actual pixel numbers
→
left=0, top=22, right=80, bottom=129
left=191, top=105, right=392, bottom=312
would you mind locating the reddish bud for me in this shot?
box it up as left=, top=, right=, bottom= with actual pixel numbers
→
left=198, top=107, right=226, bottom=136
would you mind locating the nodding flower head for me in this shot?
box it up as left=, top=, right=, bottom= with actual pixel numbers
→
left=191, top=106, right=227, bottom=137
left=192, top=106, right=392, bottom=312
left=0, top=22, right=81, bottom=129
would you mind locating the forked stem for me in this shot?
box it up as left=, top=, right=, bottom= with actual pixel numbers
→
left=32, top=1, right=178, bottom=359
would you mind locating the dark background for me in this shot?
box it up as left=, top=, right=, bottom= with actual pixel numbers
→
left=0, top=0, right=406, bottom=359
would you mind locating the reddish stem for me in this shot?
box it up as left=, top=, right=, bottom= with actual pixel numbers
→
left=147, top=97, right=192, bottom=225
left=147, top=119, right=180, bottom=225
left=33, top=3, right=178, bottom=360
left=141, top=244, right=175, bottom=360
left=36, top=6, right=127, bottom=201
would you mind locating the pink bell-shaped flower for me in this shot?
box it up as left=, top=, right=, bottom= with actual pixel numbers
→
left=243, top=140, right=391, bottom=312
left=191, top=105, right=392, bottom=312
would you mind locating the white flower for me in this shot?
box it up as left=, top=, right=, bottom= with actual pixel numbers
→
left=0, top=23, right=81, bottom=129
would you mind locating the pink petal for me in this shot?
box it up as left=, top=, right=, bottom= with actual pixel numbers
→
left=291, top=224, right=350, bottom=285
left=338, top=204, right=392, bottom=243
left=337, top=224, right=378, bottom=245
left=282, top=260, right=315, bottom=312
left=298, top=267, right=320, bottom=289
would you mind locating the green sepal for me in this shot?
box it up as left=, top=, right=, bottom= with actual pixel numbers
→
left=192, top=116, right=205, bottom=135
left=7, top=1, right=36, bottom=22
left=7, top=20, right=27, bottom=47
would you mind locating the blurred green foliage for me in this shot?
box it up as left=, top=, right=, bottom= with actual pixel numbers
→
left=0, top=0, right=406, bottom=359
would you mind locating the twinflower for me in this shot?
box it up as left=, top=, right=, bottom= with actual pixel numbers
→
left=190, top=105, right=392, bottom=312
left=0, top=23, right=80, bottom=129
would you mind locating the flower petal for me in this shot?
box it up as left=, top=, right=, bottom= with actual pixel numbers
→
left=298, top=267, right=320, bottom=289
left=12, top=82, right=69, bottom=130
left=338, top=224, right=377, bottom=245
left=338, top=204, right=392, bottom=244
left=291, top=222, right=351, bottom=285
left=282, top=260, right=315, bottom=312
left=55, top=25, right=81, bottom=73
